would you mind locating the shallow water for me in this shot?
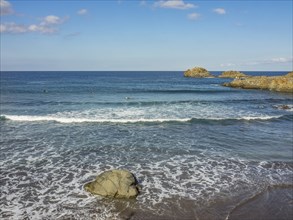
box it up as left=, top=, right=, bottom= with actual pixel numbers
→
left=0, top=71, right=292, bottom=219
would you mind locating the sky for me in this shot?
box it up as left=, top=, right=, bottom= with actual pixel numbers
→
left=0, top=0, right=292, bottom=71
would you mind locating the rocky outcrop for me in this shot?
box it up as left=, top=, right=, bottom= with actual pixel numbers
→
left=286, top=71, right=293, bottom=77
left=218, top=71, right=247, bottom=78
left=223, top=73, right=293, bottom=93
left=184, top=67, right=214, bottom=78
left=84, top=169, right=139, bottom=199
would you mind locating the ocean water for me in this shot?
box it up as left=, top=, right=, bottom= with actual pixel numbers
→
left=0, top=71, right=292, bottom=220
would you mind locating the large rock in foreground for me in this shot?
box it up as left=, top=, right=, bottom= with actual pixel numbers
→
left=184, top=67, right=214, bottom=78
left=223, top=73, right=293, bottom=93
left=84, top=169, right=139, bottom=199
left=219, top=70, right=247, bottom=78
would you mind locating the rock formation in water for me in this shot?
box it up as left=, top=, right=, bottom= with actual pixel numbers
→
left=84, top=169, right=139, bottom=199
left=286, top=71, right=293, bottom=77
left=223, top=72, right=293, bottom=93
left=273, top=104, right=293, bottom=110
left=184, top=67, right=214, bottom=78
left=218, top=70, right=247, bottom=78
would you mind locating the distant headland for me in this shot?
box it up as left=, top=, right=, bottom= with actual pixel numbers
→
left=184, top=66, right=293, bottom=93
left=223, top=71, right=293, bottom=93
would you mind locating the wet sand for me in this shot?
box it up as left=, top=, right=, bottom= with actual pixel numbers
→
left=107, top=185, right=293, bottom=220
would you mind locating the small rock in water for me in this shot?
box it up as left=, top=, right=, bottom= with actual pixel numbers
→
left=84, top=169, right=140, bottom=199
left=218, top=70, right=247, bottom=78
left=184, top=67, right=214, bottom=78
left=279, top=105, right=290, bottom=110
left=274, top=104, right=292, bottom=110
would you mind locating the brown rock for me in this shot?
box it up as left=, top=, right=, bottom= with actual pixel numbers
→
left=285, top=71, right=293, bottom=77
left=84, top=169, right=139, bottom=199
left=223, top=73, right=293, bottom=93
left=184, top=67, right=214, bottom=78
left=218, top=70, right=247, bottom=78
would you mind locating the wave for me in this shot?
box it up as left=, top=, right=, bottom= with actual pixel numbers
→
left=2, top=98, right=292, bottom=107
left=136, top=89, right=235, bottom=94
left=0, top=115, right=191, bottom=123
left=0, top=88, right=236, bottom=96
left=0, top=114, right=287, bottom=124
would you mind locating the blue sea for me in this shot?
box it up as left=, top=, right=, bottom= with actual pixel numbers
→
left=0, top=71, right=292, bottom=219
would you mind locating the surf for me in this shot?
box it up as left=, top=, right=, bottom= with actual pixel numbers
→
left=1, top=114, right=288, bottom=124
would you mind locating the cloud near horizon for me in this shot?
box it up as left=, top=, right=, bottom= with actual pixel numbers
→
left=220, top=57, right=293, bottom=67
left=154, top=0, right=196, bottom=10
left=0, top=0, right=13, bottom=15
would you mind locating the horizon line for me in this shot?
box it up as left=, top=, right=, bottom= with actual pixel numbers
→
left=0, top=70, right=292, bottom=72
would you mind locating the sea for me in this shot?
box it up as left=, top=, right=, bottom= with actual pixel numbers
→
left=0, top=71, right=292, bottom=220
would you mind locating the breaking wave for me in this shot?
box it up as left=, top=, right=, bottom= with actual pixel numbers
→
left=0, top=114, right=287, bottom=124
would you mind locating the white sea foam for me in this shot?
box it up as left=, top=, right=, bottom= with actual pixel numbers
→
left=1, top=115, right=192, bottom=123
left=1, top=114, right=284, bottom=123
left=1, top=100, right=285, bottom=124
left=238, top=115, right=283, bottom=120
left=1, top=142, right=292, bottom=220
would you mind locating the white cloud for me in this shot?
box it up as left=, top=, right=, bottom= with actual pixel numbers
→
left=41, top=15, right=63, bottom=25
left=220, top=57, right=293, bottom=67
left=28, top=24, right=56, bottom=34
left=0, top=0, right=13, bottom=15
left=154, top=0, right=196, bottom=10
left=187, top=13, right=200, bottom=20
left=140, top=1, right=147, bottom=6
left=0, top=24, right=6, bottom=32
left=77, top=9, right=87, bottom=15
left=269, top=57, right=293, bottom=63
left=0, top=22, right=57, bottom=34
left=220, top=63, right=236, bottom=67
left=0, top=23, right=27, bottom=33
left=1, top=15, right=67, bottom=34
left=213, top=8, right=226, bottom=15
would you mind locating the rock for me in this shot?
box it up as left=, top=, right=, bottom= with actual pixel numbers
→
left=184, top=67, right=214, bottom=78
left=273, top=104, right=293, bottom=110
left=218, top=70, right=247, bottom=78
left=278, top=105, right=290, bottom=110
left=84, top=169, right=139, bottom=199
left=223, top=73, right=293, bottom=93
left=286, top=71, right=293, bottom=77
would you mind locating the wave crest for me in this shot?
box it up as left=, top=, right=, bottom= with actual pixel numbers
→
left=0, top=114, right=286, bottom=124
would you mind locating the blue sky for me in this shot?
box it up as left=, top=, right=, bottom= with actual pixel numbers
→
left=0, top=0, right=292, bottom=71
